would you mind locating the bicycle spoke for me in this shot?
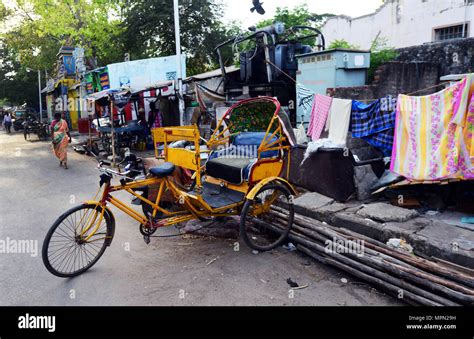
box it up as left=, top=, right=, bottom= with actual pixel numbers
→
left=44, top=206, right=111, bottom=276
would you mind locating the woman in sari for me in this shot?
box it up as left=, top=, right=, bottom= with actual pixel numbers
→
left=51, top=113, right=71, bottom=169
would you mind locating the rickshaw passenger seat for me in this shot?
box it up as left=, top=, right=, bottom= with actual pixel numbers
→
left=206, top=157, right=254, bottom=185
left=205, top=132, right=280, bottom=185
left=149, top=162, right=176, bottom=178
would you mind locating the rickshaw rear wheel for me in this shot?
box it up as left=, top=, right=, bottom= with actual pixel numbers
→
left=240, top=183, right=294, bottom=252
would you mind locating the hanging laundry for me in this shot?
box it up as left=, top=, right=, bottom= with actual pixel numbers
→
left=460, top=90, right=474, bottom=175
left=296, top=83, right=315, bottom=124
left=351, top=98, right=396, bottom=156
left=307, top=94, right=333, bottom=141
left=326, top=98, right=352, bottom=146
left=391, top=74, right=474, bottom=180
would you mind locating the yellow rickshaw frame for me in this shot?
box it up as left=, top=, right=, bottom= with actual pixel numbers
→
left=82, top=97, right=296, bottom=234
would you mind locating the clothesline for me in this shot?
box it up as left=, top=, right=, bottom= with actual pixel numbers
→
left=265, top=58, right=450, bottom=102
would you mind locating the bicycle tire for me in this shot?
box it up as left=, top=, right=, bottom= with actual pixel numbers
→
left=240, top=183, right=294, bottom=252
left=42, top=204, right=114, bottom=278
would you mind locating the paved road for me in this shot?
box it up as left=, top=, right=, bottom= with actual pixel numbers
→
left=0, top=132, right=401, bottom=306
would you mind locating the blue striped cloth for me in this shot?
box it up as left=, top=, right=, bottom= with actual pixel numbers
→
left=351, top=98, right=396, bottom=156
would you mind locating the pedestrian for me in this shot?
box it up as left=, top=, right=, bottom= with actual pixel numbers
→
left=51, top=112, right=71, bottom=169
left=3, top=112, right=12, bottom=134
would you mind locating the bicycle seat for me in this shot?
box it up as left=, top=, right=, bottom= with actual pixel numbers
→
left=149, top=162, right=175, bottom=178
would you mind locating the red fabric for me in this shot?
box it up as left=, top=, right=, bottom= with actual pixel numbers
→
left=124, top=103, right=132, bottom=122
left=112, top=106, right=118, bottom=120
left=139, top=92, right=145, bottom=110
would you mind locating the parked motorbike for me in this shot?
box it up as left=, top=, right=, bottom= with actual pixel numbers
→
left=23, top=117, right=50, bottom=141
left=13, top=117, right=25, bottom=131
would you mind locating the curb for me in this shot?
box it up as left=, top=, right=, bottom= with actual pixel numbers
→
left=293, top=203, right=474, bottom=269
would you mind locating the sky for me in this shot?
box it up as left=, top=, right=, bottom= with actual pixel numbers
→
left=223, top=0, right=384, bottom=28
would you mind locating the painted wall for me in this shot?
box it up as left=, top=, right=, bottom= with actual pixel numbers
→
left=107, top=55, right=186, bottom=92
left=322, top=0, right=474, bottom=49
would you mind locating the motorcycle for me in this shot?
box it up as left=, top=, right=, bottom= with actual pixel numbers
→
left=23, top=117, right=50, bottom=141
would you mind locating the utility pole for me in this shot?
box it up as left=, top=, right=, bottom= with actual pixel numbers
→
left=37, top=70, right=42, bottom=123
left=173, top=0, right=185, bottom=126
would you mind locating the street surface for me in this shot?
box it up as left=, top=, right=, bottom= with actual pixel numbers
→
left=0, top=132, right=401, bottom=306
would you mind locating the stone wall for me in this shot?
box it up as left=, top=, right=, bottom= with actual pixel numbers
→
left=327, top=38, right=474, bottom=99
left=327, top=61, right=441, bottom=100
left=395, top=37, right=474, bottom=76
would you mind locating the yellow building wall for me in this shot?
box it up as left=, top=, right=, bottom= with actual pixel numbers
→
left=68, top=87, right=80, bottom=130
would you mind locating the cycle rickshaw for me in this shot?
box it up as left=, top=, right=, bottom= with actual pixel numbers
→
left=42, top=97, right=297, bottom=277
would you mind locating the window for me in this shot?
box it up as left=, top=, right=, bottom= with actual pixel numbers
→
left=434, top=24, right=469, bottom=41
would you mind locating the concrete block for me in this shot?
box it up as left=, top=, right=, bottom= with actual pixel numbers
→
left=416, top=221, right=474, bottom=252
left=356, top=202, right=418, bottom=222
left=294, top=192, right=334, bottom=210
left=381, top=218, right=429, bottom=240
left=332, top=212, right=385, bottom=241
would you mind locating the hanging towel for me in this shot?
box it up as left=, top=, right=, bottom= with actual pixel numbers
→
left=307, top=94, right=333, bottom=141
left=296, top=83, right=315, bottom=123
left=326, top=98, right=352, bottom=146
left=351, top=98, right=396, bottom=156
left=390, top=74, right=474, bottom=180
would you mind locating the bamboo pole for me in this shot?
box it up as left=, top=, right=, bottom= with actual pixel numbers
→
left=252, top=214, right=473, bottom=305
left=251, top=218, right=448, bottom=306
left=269, top=207, right=474, bottom=290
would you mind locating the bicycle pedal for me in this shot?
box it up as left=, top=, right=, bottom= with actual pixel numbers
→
left=143, top=235, right=150, bottom=244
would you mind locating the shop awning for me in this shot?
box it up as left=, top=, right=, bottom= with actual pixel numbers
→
left=184, top=66, right=239, bottom=83
left=86, top=88, right=131, bottom=101
left=130, top=80, right=174, bottom=94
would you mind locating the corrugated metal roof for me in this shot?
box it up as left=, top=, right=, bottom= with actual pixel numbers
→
left=184, top=66, right=239, bottom=82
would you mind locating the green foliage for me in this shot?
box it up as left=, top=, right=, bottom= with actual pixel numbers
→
left=368, top=37, right=399, bottom=81
left=257, top=4, right=332, bottom=29
left=256, top=4, right=333, bottom=47
left=3, top=0, right=125, bottom=70
left=0, top=0, right=126, bottom=107
left=0, top=0, right=237, bottom=107
left=120, top=0, right=238, bottom=76
left=0, top=41, right=40, bottom=108
left=328, top=39, right=360, bottom=50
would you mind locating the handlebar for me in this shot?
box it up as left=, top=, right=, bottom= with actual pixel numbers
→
left=90, top=150, right=137, bottom=180
left=97, top=162, right=133, bottom=180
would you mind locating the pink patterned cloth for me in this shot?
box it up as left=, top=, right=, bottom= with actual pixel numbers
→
left=307, top=94, right=333, bottom=141
left=390, top=74, right=474, bottom=180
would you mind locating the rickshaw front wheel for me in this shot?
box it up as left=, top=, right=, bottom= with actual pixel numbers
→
left=42, top=204, right=114, bottom=278
left=240, top=183, right=294, bottom=252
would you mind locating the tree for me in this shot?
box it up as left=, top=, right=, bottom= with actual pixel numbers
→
left=120, top=0, right=239, bottom=76
left=0, top=40, right=40, bottom=108
left=256, top=4, right=334, bottom=46
left=257, top=4, right=333, bottom=28
left=328, top=39, right=360, bottom=49
left=0, top=0, right=126, bottom=107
